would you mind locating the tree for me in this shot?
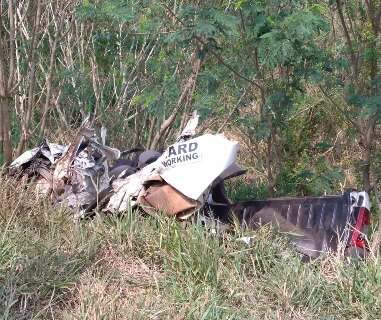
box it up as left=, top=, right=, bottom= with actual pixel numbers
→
left=322, top=0, right=381, bottom=193
left=0, top=0, right=17, bottom=164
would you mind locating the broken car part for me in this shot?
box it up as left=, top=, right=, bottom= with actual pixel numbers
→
left=7, top=111, right=372, bottom=259
left=230, top=191, right=371, bottom=258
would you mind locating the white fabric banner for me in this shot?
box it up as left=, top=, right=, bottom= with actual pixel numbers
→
left=157, top=134, right=239, bottom=200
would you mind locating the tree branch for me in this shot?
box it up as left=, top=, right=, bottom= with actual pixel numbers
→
left=7, top=0, right=16, bottom=90
left=150, top=47, right=203, bottom=150
left=336, top=0, right=358, bottom=77
left=319, top=86, right=361, bottom=133
left=161, top=2, right=263, bottom=90
left=217, top=89, right=247, bottom=133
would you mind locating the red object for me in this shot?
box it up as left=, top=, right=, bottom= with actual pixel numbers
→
left=350, top=207, right=370, bottom=249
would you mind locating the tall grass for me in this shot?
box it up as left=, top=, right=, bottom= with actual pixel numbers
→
left=1, top=174, right=381, bottom=319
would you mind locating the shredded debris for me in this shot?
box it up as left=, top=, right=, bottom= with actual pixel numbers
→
left=9, top=112, right=243, bottom=219
left=7, top=112, right=371, bottom=259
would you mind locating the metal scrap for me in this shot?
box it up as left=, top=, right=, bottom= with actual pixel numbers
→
left=7, top=111, right=370, bottom=259
left=9, top=119, right=120, bottom=213
left=8, top=111, right=244, bottom=220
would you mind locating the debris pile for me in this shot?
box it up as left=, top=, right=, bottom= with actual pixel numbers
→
left=9, top=122, right=121, bottom=213
left=7, top=113, right=371, bottom=259
left=8, top=113, right=244, bottom=220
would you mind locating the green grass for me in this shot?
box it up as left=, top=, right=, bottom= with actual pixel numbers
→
left=1, top=175, right=381, bottom=319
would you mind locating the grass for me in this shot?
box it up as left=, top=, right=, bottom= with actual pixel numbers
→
left=1, top=175, right=381, bottom=319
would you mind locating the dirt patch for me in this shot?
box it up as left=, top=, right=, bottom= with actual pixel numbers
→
left=58, top=245, right=166, bottom=319
left=96, top=244, right=162, bottom=291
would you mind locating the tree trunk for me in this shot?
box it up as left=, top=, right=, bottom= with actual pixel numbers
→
left=15, top=0, right=42, bottom=157
left=39, top=25, right=60, bottom=136
left=362, top=146, right=372, bottom=193
left=0, top=97, right=12, bottom=164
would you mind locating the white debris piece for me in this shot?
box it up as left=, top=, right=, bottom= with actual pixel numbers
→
left=107, top=133, right=239, bottom=212
left=158, top=134, right=239, bottom=200
left=10, top=141, right=67, bottom=168
left=106, top=161, right=158, bottom=212
left=10, top=147, right=40, bottom=168
left=178, top=111, right=199, bottom=141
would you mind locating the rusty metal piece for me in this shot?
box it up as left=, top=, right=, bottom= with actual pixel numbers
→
left=138, top=175, right=199, bottom=216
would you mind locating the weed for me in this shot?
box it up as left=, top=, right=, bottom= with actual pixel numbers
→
left=1, top=175, right=381, bottom=319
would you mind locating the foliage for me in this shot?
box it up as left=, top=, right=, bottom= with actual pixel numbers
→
left=2, top=2, right=381, bottom=317
left=1, top=0, right=381, bottom=194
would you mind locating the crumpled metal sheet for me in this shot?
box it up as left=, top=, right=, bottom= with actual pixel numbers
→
left=9, top=120, right=121, bottom=214
left=106, top=161, right=158, bottom=212
left=105, top=134, right=244, bottom=217
left=100, top=111, right=245, bottom=217
left=51, top=122, right=120, bottom=211
left=8, top=111, right=246, bottom=220
left=230, top=191, right=371, bottom=258
left=8, top=139, right=67, bottom=196
left=9, top=140, right=67, bottom=170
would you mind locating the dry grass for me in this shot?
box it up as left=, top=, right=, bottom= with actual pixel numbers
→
left=1, top=174, right=381, bottom=319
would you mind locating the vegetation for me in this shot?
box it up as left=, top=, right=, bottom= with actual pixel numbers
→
left=2, top=0, right=381, bottom=318
left=1, top=176, right=381, bottom=319
left=1, top=0, right=381, bottom=195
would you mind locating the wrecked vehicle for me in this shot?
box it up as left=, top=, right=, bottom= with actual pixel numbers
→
left=106, top=133, right=244, bottom=218
left=8, top=120, right=120, bottom=211
left=7, top=113, right=371, bottom=259
left=230, top=191, right=371, bottom=258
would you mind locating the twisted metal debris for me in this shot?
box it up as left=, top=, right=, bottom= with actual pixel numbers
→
left=7, top=113, right=371, bottom=259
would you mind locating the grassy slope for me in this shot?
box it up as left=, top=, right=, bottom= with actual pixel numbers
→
left=1, top=176, right=381, bottom=320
